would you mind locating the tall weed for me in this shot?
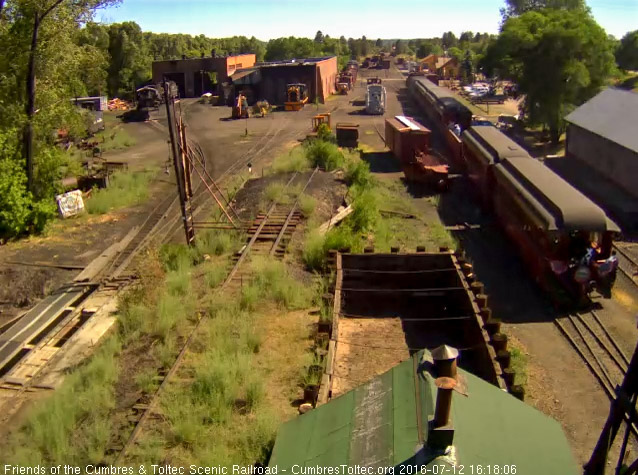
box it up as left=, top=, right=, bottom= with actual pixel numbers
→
left=86, top=171, right=153, bottom=214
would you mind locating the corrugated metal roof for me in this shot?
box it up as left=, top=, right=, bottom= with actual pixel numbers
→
left=496, top=156, right=620, bottom=232
left=269, top=351, right=579, bottom=473
left=396, top=116, right=423, bottom=131
left=565, top=88, right=638, bottom=154
left=231, top=68, right=260, bottom=85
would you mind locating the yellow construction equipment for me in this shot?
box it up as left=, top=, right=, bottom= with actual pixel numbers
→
left=232, top=93, right=250, bottom=119
left=312, top=113, right=331, bottom=132
left=285, top=83, right=309, bottom=111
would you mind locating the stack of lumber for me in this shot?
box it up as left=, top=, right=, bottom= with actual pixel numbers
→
left=107, top=98, right=131, bottom=111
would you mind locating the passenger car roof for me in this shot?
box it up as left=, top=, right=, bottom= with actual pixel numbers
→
left=495, top=156, right=620, bottom=232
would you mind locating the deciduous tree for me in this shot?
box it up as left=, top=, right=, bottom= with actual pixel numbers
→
left=500, top=0, right=585, bottom=20
left=616, top=30, right=638, bottom=71
left=485, top=9, right=614, bottom=143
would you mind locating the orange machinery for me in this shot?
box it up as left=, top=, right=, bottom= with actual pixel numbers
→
left=285, top=84, right=309, bottom=111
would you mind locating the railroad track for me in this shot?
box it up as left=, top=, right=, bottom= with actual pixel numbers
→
left=113, top=168, right=318, bottom=464
left=555, top=310, right=630, bottom=399
left=613, top=243, right=638, bottom=286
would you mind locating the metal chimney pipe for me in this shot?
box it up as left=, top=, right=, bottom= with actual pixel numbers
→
left=433, top=377, right=456, bottom=428
left=431, top=345, right=459, bottom=379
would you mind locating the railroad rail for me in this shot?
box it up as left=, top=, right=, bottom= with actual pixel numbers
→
left=555, top=310, right=638, bottom=437
left=555, top=310, right=629, bottom=400
left=613, top=243, right=638, bottom=286
left=113, top=168, right=317, bottom=463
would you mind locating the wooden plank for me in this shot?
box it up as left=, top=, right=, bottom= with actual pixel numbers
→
left=74, top=226, right=139, bottom=282
left=318, top=206, right=353, bottom=236
left=326, top=340, right=336, bottom=376
left=317, top=373, right=331, bottom=406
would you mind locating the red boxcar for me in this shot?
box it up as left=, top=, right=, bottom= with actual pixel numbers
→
left=385, top=116, right=449, bottom=187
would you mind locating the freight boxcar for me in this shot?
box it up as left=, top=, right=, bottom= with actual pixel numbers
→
left=385, top=116, right=449, bottom=188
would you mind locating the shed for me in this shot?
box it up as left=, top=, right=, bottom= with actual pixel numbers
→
left=565, top=88, right=638, bottom=200
left=269, top=350, right=578, bottom=474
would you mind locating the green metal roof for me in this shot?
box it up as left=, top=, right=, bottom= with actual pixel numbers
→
left=269, top=351, right=579, bottom=473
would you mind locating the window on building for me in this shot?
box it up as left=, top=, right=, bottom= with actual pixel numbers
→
left=236, top=63, right=242, bottom=68
left=229, top=65, right=236, bottom=71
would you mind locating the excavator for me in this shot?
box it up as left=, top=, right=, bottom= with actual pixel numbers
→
left=284, top=83, right=308, bottom=111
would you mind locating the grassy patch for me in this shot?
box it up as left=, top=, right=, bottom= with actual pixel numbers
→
left=93, top=116, right=136, bottom=152
left=241, top=257, right=316, bottom=311
left=509, top=346, right=528, bottom=387
left=86, top=171, right=154, bottom=214
left=264, top=182, right=293, bottom=205
left=3, top=336, right=121, bottom=465
left=270, top=146, right=310, bottom=174
left=194, top=229, right=242, bottom=258
left=298, top=194, right=316, bottom=217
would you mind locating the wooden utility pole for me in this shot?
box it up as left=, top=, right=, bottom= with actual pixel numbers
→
left=163, top=81, right=195, bottom=246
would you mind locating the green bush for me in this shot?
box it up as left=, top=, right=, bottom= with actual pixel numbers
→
left=302, top=231, right=327, bottom=271
left=315, top=123, right=335, bottom=142
left=159, top=243, right=197, bottom=272
left=242, top=258, right=315, bottom=310
left=345, top=160, right=373, bottom=189
left=349, top=189, right=379, bottom=233
left=0, top=157, right=55, bottom=239
left=305, top=139, right=345, bottom=171
left=3, top=336, right=120, bottom=465
left=205, top=264, right=228, bottom=289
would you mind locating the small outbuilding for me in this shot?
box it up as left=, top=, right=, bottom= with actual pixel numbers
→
left=556, top=88, right=638, bottom=230
left=565, top=88, right=638, bottom=200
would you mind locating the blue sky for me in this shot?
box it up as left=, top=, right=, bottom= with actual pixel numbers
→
left=97, top=0, right=637, bottom=39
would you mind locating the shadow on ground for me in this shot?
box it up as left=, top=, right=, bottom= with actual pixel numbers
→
left=437, top=178, right=559, bottom=324
left=361, top=151, right=401, bottom=173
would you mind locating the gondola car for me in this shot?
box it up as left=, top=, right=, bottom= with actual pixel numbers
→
left=461, top=126, right=620, bottom=303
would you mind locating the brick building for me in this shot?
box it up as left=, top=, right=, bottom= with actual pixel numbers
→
left=231, top=56, right=338, bottom=105
left=151, top=51, right=256, bottom=98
